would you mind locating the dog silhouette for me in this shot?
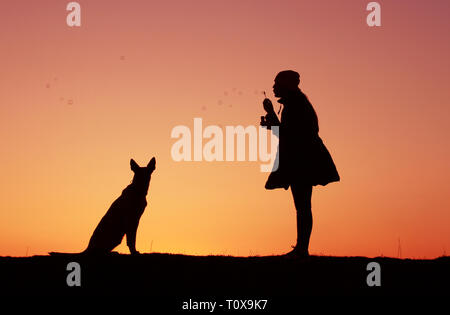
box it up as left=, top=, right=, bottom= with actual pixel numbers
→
left=84, top=157, right=156, bottom=255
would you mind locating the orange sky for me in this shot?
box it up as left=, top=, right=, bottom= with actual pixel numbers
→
left=0, top=0, right=449, bottom=258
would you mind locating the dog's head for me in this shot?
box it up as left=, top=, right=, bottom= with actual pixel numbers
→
left=130, top=157, right=156, bottom=186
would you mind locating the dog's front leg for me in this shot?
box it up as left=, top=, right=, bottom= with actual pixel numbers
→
left=126, top=223, right=140, bottom=255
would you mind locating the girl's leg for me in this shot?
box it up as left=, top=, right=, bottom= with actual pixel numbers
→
left=291, top=183, right=313, bottom=255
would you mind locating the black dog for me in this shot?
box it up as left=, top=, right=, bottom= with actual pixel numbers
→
left=84, top=157, right=156, bottom=255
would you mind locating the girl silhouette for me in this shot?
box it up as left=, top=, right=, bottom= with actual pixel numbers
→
left=261, top=70, right=340, bottom=257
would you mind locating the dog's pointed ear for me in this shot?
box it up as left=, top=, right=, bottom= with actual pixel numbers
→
left=147, top=157, right=156, bottom=171
left=130, top=159, right=139, bottom=172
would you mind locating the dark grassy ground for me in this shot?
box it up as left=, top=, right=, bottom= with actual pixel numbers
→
left=0, top=253, right=449, bottom=309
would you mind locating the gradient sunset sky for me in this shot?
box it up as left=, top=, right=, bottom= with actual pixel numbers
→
left=0, top=0, right=449, bottom=258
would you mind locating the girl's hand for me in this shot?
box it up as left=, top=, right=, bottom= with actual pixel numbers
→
left=263, top=98, right=274, bottom=113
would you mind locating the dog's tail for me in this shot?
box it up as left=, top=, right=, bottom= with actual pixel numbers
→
left=48, top=250, right=87, bottom=257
